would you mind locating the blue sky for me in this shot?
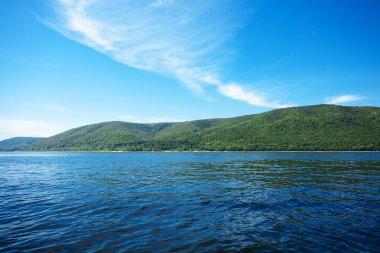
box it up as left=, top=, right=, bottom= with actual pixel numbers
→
left=0, top=0, right=379, bottom=140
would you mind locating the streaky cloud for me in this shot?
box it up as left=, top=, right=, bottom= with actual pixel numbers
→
left=217, top=83, right=294, bottom=108
left=49, top=0, right=292, bottom=108
left=325, top=94, right=366, bottom=104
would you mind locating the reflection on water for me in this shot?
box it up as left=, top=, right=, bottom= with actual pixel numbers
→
left=0, top=152, right=379, bottom=252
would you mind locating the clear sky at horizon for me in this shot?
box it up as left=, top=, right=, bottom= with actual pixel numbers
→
left=0, top=0, right=379, bottom=140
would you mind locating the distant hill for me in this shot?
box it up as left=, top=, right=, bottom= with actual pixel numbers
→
left=0, top=137, right=46, bottom=151
left=8, top=104, right=380, bottom=151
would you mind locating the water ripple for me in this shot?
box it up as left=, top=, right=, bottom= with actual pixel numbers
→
left=0, top=152, right=379, bottom=252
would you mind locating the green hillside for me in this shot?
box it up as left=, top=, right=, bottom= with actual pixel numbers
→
left=14, top=104, right=380, bottom=151
left=0, top=137, right=46, bottom=151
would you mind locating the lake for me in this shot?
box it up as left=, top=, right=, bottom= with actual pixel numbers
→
left=0, top=152, right=379, bottom=252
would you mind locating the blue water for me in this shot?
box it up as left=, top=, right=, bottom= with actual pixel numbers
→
left=0, top=152, right=379, bottom=252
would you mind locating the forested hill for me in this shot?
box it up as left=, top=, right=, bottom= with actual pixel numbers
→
left=0, top=137, right=46, bottom=151
left=9, top=104, right=380, bottom=151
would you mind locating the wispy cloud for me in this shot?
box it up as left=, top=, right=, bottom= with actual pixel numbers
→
left=325, top=94, right=366, bottom=104
left=0, top=119, right=67, bottom=140
left=217, top=83, right=294, bottom=108
left=46, top=0, right=292, bottom=108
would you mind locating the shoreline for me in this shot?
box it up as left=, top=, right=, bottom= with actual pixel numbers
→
left=1, top=150, right=380, bottom=153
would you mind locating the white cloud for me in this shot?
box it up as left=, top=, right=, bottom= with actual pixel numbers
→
left=325, top=94, right=366, bottom=104
left=0, top=119, right=67, bottom=140
left=47, top=0, right=292, bottom=108
left=217, top=83, right=293, bottom=108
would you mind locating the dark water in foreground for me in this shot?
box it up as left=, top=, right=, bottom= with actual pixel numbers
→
left=0, top=152, right=379, bottom=252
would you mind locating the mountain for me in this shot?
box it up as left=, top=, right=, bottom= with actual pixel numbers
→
left=0, top=137, right=46, bottom=151
left=10, top=104, right=380, bottom=151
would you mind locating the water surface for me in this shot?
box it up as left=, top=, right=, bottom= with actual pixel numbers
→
left=0, top=152, right=379, bottom=252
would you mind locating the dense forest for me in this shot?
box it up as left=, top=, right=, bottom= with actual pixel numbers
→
left=2, top=104, right=380, bottom=151
left=0, top=137, right=46, bottom=151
